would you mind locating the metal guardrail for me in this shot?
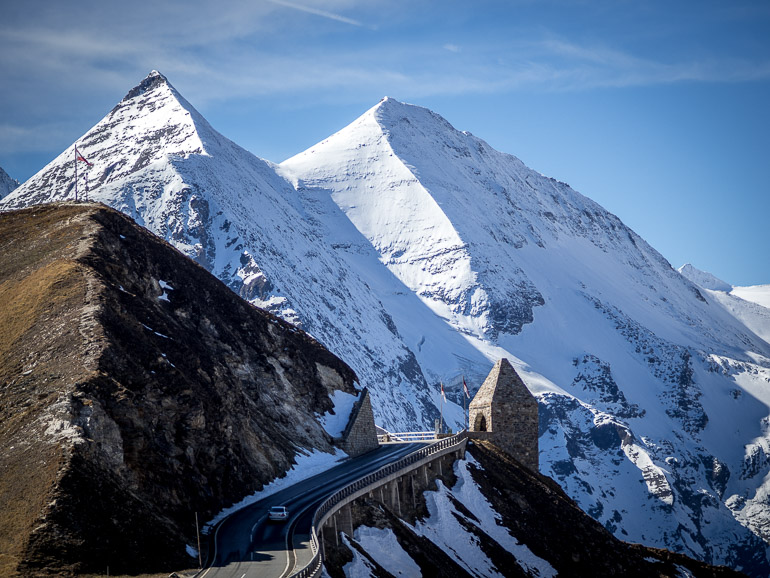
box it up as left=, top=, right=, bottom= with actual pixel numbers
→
left=290, top=430, right=469, bottom=578
left=377, top=431, right=436, bottom=442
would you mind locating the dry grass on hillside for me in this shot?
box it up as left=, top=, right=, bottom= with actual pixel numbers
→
left=0, top=204, right=93, bottom=575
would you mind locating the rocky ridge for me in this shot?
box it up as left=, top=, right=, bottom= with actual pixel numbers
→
left=0, top=202, right=357, bottom=576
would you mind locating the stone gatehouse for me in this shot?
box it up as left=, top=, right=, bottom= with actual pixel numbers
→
left=468, top=358, right=539, bottom=470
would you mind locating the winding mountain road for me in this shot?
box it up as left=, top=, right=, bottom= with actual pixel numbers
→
left=200, top=442, right=426, bottom=578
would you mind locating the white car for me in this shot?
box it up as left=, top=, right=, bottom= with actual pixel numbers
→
left=268, top=506, right=289, bottom=522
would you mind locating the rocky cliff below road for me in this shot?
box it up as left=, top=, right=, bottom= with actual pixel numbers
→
left=326, top=441, right=746, bottom=578
left=0, top=202, right=358, bottom=576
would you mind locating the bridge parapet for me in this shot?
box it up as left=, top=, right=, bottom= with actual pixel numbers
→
left=290, top=430, right=469, bottom=578
left=376, top=430, right=436, bottom=442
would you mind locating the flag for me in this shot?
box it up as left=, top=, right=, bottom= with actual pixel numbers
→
left=463, top=376, right=470, bottom=399
left=440, top=382, right=446, bottom=403
left=75, top=147, right=93, bottom=167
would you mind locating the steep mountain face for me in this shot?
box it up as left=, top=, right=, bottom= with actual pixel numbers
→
left=0, top=203, right=357, bottom=576
left=4, top=74, right=770, bottom=574
left=281, top=98, right=770, bottom=575
left=0, top=72, right=436, bottom=431
left=680, top=264, right=770, bottom=356
left=0, top=166, right=19, bottom=199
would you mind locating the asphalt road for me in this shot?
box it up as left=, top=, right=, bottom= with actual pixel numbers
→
left=199, top=442, right=427, bottom=578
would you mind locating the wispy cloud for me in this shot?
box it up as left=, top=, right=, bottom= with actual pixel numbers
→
left=529, top=37, right=770, bottom=89
left=2, top=1, right=769, bottom=160
left=265, top=0, right=369, bottom=28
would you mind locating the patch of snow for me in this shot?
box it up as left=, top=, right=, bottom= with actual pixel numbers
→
left=453, top=454, right=557, bottom=577
left=413, top=475, right=502, bottom=577
left=708, top=289, right=770, bottom=345
left=185, top=544, right=198, bottom=559
left=40, top=396, right=84, bottom=445
left=158, top=279, right=174, bottom=302
left=675, top=564, right=696, bottom=578
left=412, top=453, right=556, bottom=577
left=351, top=526, right=420, bottom=577
left=142, top=323, right=170, bottom=339
left=341, top=533, right=377, bottom=578
left=320, top=390, right=358, bottom=438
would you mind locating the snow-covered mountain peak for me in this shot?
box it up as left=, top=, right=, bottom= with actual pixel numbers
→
left=122, top=69, right=170, bottom=101
left=678, top=263, right=733, bottom=292
left=283, top=97, right=722, bottom=347
left=0, top=71, right=220, bottom=209
left=0, top=166, right=18, bottom=200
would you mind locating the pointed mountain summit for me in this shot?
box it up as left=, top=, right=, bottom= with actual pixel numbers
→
left=678, top=263, right=733, bottom=292
left=0, top=166, right=18, bottom=200
left=3, top=71, right=210, bottom=208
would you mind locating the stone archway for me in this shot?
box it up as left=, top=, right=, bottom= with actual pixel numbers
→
left=473, top=412, right=487, bottom=432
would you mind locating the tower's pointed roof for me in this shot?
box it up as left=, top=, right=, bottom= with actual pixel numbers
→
left=469, top=358, right=531, bottom=408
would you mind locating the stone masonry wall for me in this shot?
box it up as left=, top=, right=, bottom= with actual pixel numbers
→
left=341, top=388, right=379, bottom=457
left=469, top=359, right=539, bottom=471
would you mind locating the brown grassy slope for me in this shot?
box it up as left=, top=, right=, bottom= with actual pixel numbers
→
left=0, top=202, right=358, bottom=576
left=0, top=205, right=100, bottom=576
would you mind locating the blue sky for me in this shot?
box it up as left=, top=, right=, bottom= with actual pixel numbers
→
left=1, top=0, right=768, bottom=285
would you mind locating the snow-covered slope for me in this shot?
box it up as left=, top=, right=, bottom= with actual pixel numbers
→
left=282, top=98, right=770, bottom=575
left=679, top=263, right=733, bottom=292
left=733, top=285, right=770, bottom=310
left=0, top=73, right=436, bottom=430
left=0, top=166, right=18, bottom=200
left=679, top=263, right=770, bottom=346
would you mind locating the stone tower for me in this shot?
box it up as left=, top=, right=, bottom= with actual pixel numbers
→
left=468, top=358, right=539, bottom=470
left=340, top=388, right=379, bottom=457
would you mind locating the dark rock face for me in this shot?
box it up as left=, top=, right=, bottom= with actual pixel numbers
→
left=0, top=202, right=357, bottom=576
left=571, top=354, right=645, bottom=419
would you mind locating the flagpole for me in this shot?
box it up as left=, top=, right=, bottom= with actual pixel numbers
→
left=463, top=374, right=466, bottom=431
left=439, top=381, right=444, bottom=435
left=74, top=146, right=78, bottom=202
